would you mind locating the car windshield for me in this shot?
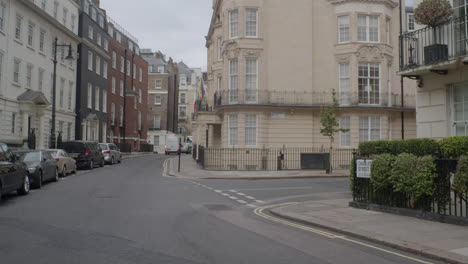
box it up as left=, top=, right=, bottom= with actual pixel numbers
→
left=18, top=152, right=41, bottom=162
left=99, top=144, right=109, bottom=150
left=48, top=151, right=58, bottom=157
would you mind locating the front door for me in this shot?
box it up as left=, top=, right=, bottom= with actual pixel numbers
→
left=453, top=82, right=468, bottom=135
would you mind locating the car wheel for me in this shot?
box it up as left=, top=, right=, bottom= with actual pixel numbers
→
left=72, top=164, right=77, bottom=174
left=53, top=168, right=59, bottom=182
left=61, top=165, right=67, bottom=177
left=118, top=157, right=122, bottom=164
left=17, top=174, right=30, bottom=195
left=111, top=157, right=115, bottom=165
left=88, top=160, right=94, bottom=170
left=100, top=159, right=104, bottom=167
left=33, top=171, right=43, bottom=189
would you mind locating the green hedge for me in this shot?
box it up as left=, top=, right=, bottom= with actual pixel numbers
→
left=370, top=154, right=395, bottom=190
left=453, top=156, right=468, bottom=195
left=439, top=136, right=468, bottom=158
left=359, top=139, right=439, bottom=157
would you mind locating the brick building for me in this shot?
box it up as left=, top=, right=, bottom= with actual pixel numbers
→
left=106, top=17, right=148, bottom=151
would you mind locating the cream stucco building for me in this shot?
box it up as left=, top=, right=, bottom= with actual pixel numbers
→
left=194, top=0, right=417, bottom=150
left=400, top=0, right=468, bottom=139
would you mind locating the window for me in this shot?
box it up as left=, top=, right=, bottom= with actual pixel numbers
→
left=138, top=89, right=142, bottom=104
left=154, top=95, right=161, bottom=105
left=453, top=83, right=468, bottom=135
left=11, top=113, right=16, bottom=133
left=96, top=56, right=101, bottom=75
left=59, top=121, right=63, bottom=133
left=90, top=7, right=96, bottom=21
left=88, top=26, right=93, bottom=40
left=217, top=37, right=223, bottom=61
left=180, top=76, right=187, bottom=85
left=112, top=77, right=116, bottom=94
left=120, top=57, right=125, bottom=73
left=229, top=59, right=238, bottom=103
left=120, top=80, right=124, bottom=96
left=116, top=32, right=121, bottom=43
left=229, top=9, right=239, bottom=39
left=27, top=23, right=34, bottom=46
left=88, top=51, right=93, bottom=71
left=119, top=105, right=124, bottom=126
left=87, top=83, right=92, bottom=109
left=98, top=14, right=104, bottom=28
left=340, top=116, right=351, bottom=147
left=154, top=115, right=161, bottom=129
left=180, top=93, right=186, bottom=104
left=338, top=15, right=350, bottom=43
left=13, top=59, right=21, bottom=84
left=245, top=114, right=257, bottom=146
left=53, top=1, right=58, bottom=19
left=102, top=90, right=107, bottom=113
left=111, top=103, right=115, bottom=125
left=71, top=15, right=76, bottom=32
left=358, top=63, right=380, bottom=104
left=62, top=8, right=68, bottom=26
left=138, top=111, right=141, bottom=130
left=41, top=0, right=47, bottom=10
left=217, top=76, right=222, bottom=95
left=103, top=61, right=108, bottom=79
left=26, top=65, right=33, bottom=88
left=157, top=66, right=164, bottom=73
left=95, top=87, right=100, bottom=111
left=38, top=68, right=44, bottom=91
left=0, top=4, right=5, bottom=31
left=39, top=30, right=45, bottom=52
left=97, top=33, right=101, bottom=46
left=127, top=60, right=131, bottom=76
left=139, top=68, right=142, bottom=82
left=407, top=14, right=415, bottom=31
left=246, top=8, right=258, bottom=37
left=112, top=52, right=117, bottom=68
left=179, top=106, right=186, bottom=118
left=228, top=114, right=238, bottom=146
left=245, top=58, right=257, bottom=103
left=359, top=116, right=381, bottom=142
left=133, top=64, right=136, bottom=79
left=154, top=135, right=160, bottom=145
left=386, top=18, right=391, bottom=44
left=15, top=14, right=23, bottom=40
left=104, top=39, right=108, bottom=51
left=339, top=63, right=350, bottom=105
left=59, top=78, right=64, bottom=108
left=358, top=15, right=379, bottom=42
left=134, top=96, right=137, bottom=109
left=68, top=82, right=73, bottom=110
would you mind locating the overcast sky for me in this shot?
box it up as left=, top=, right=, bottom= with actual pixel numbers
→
left=100, top=0, right=212, bottom=70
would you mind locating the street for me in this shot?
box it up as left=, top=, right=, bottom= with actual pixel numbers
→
left=0, top=156, right=441, bottom=264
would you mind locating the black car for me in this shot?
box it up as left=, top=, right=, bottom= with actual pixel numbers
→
left=62, top=141, right=105, bottom=170
left=0, top=143, right=30, bottom=200
left=15, top=150, right=59, bottom=189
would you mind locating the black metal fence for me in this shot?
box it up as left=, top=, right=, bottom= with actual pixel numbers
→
left=116, top=143, right=132, bottom=153
left=193, top=147, right=353, bottom=171
left=140, top=143, right=154, bottom=153
left=400, top=15, right=468, bottom=70
left=353, top=158, right=468, bottom=219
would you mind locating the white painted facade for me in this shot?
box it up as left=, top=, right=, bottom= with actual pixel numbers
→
left=0, top=0, right=80, bottom=148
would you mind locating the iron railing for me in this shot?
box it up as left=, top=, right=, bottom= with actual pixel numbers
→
left=202, top=147, right=354, bottom=171
left=400, top=15, right=468, bottom=70
left=353, top=158, right=467, bottom=219
left=140, top=143, right=154, bottom=152
left=214, top=90, right=415, bottom=109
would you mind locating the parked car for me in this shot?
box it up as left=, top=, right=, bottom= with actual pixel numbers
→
left=99, top=143, right=122, bottom=165
left=14, top=150, right=59, bottom=189
left=181, top=143, right=193, bottom=154
left=62, top=141, right=105, bottom=170
left=165, top=135, right=180, bottom=155
left=47, top=149, right=77, bottom=177
left=0, top=143, right=30, bottom=199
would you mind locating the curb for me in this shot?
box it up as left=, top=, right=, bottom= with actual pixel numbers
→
left=269, top=207, right=467, bottom=264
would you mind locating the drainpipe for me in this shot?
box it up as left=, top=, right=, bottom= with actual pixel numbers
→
left=399, top=0, right=405, bottom=139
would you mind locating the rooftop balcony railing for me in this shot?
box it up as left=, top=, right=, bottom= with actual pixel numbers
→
left=400, top=15, right=468, bottom=71
left=214, top=90, right=415, bottom=109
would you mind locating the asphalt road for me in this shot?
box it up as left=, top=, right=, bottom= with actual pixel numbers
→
left=0, top=155, right=441, bottom=264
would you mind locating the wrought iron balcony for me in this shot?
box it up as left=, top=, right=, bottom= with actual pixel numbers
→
left=400, top=15, right=468, bottom=71
left=214, top=90, right=415, bottom=109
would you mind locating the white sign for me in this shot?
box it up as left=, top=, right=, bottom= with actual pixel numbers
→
left=356, top=159, right=372, bottom=178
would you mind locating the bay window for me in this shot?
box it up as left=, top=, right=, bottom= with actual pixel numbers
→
left=245, top=58, right=257, bottom=103
left=228, top=114, right=238, bottom=146
left=229, top=59, right=238, bottom=103
left=339, top=63, right=350, bottom=105
left=245, top=114, right=257, bottom=146
left=358, top=63, right=380, bottom=105
left=338, top=15, right=350, bottom=43
left=359, top=116, right=381, bottom=142
left=229, top=9, right=239, bottom=39
left=246, top=8, right=258, bottom=37
left=358, top=15, right=379, bottom=42
left=340, top=116, right=351, bottom=147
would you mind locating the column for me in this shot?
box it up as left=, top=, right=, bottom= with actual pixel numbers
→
left=21, top=112, right=29, bottom=147
left=38, top=114, right=45, bottom=149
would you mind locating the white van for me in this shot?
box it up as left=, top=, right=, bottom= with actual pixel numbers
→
left=165, top=135, right=180, bottom=155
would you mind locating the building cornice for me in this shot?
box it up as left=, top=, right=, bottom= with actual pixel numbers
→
left=19, top=0, right=81, bottom=42
left=328, top=0, right=399, bottom=8
left=207, top=0, right=223, bottom=45
left=82, top=38, right=111, bottom=60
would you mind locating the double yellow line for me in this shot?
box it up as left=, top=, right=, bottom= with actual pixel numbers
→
left=254, top=203, right=433, bottom=264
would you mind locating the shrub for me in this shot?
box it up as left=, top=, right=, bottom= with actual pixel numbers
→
left=349, top=157, right=356, bottom=192
left=453, top=156, right=468, bottom=195
left=358, top=139, right=439, bottom=157
left=391, top=154, right=437, bottom=201
left=439, top=136, right=468, bottom=158
left=414, top=0, right=453, bottom=27
left=370, top=154, right=395, bottom=191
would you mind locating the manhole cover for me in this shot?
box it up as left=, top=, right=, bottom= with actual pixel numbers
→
left=203, top=204, right=232, bottom=211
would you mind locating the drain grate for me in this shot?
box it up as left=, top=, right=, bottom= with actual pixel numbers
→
left=203, top=204, right=232, bottom=211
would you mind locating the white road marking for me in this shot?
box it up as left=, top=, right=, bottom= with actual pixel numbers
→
left=215, top=190, right=222, bottom=193
left=236, top=200, right=248, bottom=204
left=246, top=204, right=257, bottom=208
left=255, top=200, right=266, bottom=204
left=246, top=196, right=256, bottom=200
left=229, top=190, right=237, bottom=193
left=228, top=196, right=239, bottom=200
left=237, top=192, right=246, bottom=196
left=222, top=193, right=230, bottom=196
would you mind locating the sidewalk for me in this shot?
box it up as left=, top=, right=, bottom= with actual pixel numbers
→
left=270, top=199, right=468, bottom=264
left=168, top=155, right=348, bottom=180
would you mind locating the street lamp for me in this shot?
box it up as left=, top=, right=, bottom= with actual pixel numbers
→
left=50, top=37, right=74, bottom=149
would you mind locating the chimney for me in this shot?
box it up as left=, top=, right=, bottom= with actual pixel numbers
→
left=92, top=0, right=100, bottom=7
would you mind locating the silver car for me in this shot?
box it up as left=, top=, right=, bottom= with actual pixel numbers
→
left=47, top=149, right=77, bottom=177
left=99, top=143, right=122, bottom=165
